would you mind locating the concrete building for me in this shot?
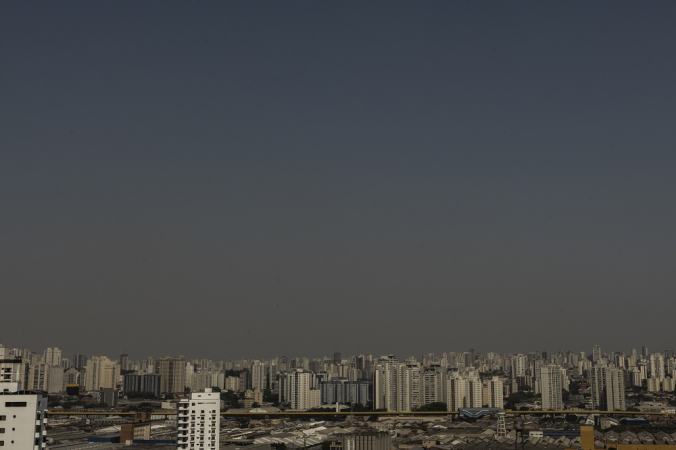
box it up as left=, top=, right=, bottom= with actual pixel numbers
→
left=44, top=347, right=62, bottom=367
left=540, top=365, right=563, bottom=411
left=464, top=374, right=483, bottom=408
left=336, top=432, right=391, bottom=450
left=155, top=356, right=186, bottom=395
left=446, top=372, right=465, bottom=412
left=0, top=350, right=48, bottom=450
left=282, top=371, right=321, bottom=410
left=0, top=347, right=24, bottom=392
left=488, top=376, right=504, bottom=408
left=592, top=345, right=602, bottom=363
left=319, top=379, right=371, bottom=405
left=591, top=366, right=626, bottom=411
left=251, top=361, right=266, bottom=391
left=650, top=353, right=665, bottom=381
left=123, top=373, right=161, bottom=397
left=121, top=412, right=152, bottom=444
left=374, top=361, right=410, bottom=412
left=0, top=390, right=48, bottom=449
left=512, top=354, right=526, bottom=378
left=177, top=388, right=221, bottom=450
left=46, top=366, right=64, bottom=394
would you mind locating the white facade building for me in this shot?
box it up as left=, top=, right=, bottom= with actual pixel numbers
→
left=177, top=388, right=220, bottom=450
left=591, top=366, right=626, bottom=410
left=540, top=365, right=563, bottom=411
left=488, top=376, right=504, bottom=408
left=374, top=362, right=410, bottom=412
left=0, top=345, right=48, bottom=450
left=285, top=371, right=321, bottom=410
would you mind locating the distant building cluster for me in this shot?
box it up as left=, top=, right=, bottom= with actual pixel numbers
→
left=3, top=342, right=676, bottom=415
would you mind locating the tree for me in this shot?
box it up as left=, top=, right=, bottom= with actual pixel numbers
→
left=414, top=402, right=447, bottom=411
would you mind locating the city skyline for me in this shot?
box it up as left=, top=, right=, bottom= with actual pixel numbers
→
left=1, top=341, right=672, bottom=364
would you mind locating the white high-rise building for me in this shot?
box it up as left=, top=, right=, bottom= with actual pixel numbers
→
left=650, top=353, right=665, bottom=381
left=540, top=365, right=563, bottom=411
left=511, top=354, right=526, bottom=378
left=446, top=372, right=465, bottom=412
left=421, top=365, right=444, bottom=405
left=464, top=374, right=483, bottom=408
left=0, top=345, right=24, bottom=392
left=591, top=366, right=626, bottom=411
left=177, top=388, right=220, bottom=450
left=284, top=370, right=321, bottom=410
left=374, top=358, right=411, bottom=412
left=44, top=347, right=62, bottom=366
left=592, top=345, right=602, bottom=363
left=251, top=361, right=266, bottom=391
left=0, top=345, right=48, bottom=450
left=488, top=376, right=504, bottom=409
left=406, top=360, right=421, bottom=410
left=0, top=391, right=48, bottom=449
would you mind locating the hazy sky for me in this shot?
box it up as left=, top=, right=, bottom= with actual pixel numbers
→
left=2, top=1, right=675, bottom=361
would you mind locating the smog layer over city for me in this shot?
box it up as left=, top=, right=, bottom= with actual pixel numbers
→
left=2, top=1, right=676, bottom=450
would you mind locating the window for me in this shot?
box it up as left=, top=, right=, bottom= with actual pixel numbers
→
left=4, top=402, right=26, bottom=407
left=0, top=417, right=4, bottom=421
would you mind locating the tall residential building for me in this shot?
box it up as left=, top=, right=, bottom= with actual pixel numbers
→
left=488, top=376, right=504, bottom=409
left=72, top=354, right=87, bottom=370
left=650, top=353, right=665, bottom=381
left=177, top=389, right=220, bottom=450
left=280, top=370, right=321, bottom=410
left=592, top=345, right=602, bottom=363
left=251, top=361, right=266, bottom=391
left=155, top=357, right=186, bottom=395
left=0, top=346, right=48, bottom=450
left=0, top=346, right=24, bottom=392
left=511, top=354, right=526, bottom=378
left=374, top=361, right=410, bottom=412
left=540, top=365, right=563, bottom=411
left=421, top=365, right=444, bottom=405
left=120, top=353, right=129, bottom=373
left=446, top=372, right=465, bottom=411
left=406, top=360, right=421, bottom=410
left=0, top=391, right=49, bottom=449
left=464, top=374, right=483, bottom=408
left=591, top=366, right=626, bottom=411
left=44, top=347, right=62, bottom=366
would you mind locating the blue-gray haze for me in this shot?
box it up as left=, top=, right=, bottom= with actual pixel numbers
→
left=1, top=1, right=675, bottom=360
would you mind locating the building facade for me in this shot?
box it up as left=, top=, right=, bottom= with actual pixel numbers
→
left=177, top=389, right=220, bottom=450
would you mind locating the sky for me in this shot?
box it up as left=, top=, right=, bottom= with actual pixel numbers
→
left=1, top=1, right=675, bottom=361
